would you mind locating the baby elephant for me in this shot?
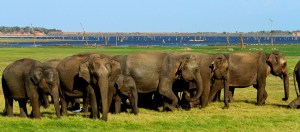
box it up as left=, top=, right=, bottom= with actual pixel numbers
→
left=288, top=60, right=300, bottom=108
left=2, top=58, right=61, bottom=118
left=110, top=75, right=138, bottom=114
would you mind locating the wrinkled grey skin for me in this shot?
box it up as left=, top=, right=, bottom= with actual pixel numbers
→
left=288, top=60, right=300, bottom=108
left=109, top=75, right=138, bottom=114
left=113, top=52, right=203, bottom=111
left=213, top=52, right=289, bottom=105
left=2, top=58, right=61, bottom=118
left=57, top=53, right=114, bottom=121
left=40, top=59, right=61, bottom=109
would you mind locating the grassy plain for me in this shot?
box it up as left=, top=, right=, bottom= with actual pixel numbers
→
left=0, top=45, right=300, bottom=131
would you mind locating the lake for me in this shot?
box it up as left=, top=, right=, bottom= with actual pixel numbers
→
left=1, top=35, right=300, bottom=47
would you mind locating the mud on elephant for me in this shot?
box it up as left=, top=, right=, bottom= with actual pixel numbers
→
left=2, top=58, right=61, bottom=118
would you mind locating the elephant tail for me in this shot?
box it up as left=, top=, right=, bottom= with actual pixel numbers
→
left=294, top=70, right=299, bottom=97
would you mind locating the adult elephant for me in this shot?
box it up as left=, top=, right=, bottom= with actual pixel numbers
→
left=2, top=58, right=61, bottom=118
left=288, top=60, right=300, bottom=108
left=210, top=52, right=289, bottom=105
left=57, top=53, right=114, bottom=121
left=113, top=52, right=203, bottom=111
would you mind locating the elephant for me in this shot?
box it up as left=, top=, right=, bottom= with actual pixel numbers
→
left=2, top=58, right=61, bottom=118
left=288, top=60, right=300, bottom=108
left=179, top=53, right=229, bottom=109
left=207, top=55, right=229, bottom=108
left=40, top=59, right=61, bottom=108
left=210, top=52, right=289, bottom=105
left=57, top=52, right=116, bottom=121
left=112, top=52, right=203, bottom=111
left=109, top=75, right=138, bottom=114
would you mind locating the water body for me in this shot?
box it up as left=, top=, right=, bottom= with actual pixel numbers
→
left=1, top=36, right=300, bottom=47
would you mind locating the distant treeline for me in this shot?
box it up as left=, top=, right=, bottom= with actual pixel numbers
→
left=0, top=26, right=62, bottom=34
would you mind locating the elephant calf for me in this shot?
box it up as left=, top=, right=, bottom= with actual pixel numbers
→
left=2, top=58, right=61, bottom=118
left=109, top=75, right=138, bottom=114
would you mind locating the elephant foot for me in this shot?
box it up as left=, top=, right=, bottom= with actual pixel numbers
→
left=6, top=113, right=13, bottom=117
left=163, top=103, right=176, bottom=111
left=101, top=117, right=108, bottom=122
left=222, top=105, right=229, bottom=109
left=255, top=102, right=265, bottom=106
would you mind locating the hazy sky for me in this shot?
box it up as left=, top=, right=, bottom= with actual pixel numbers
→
left=0, top=0, right=299, bottom=32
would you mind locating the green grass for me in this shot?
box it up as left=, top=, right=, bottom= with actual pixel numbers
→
left=0, top=45, right=300, bottom=131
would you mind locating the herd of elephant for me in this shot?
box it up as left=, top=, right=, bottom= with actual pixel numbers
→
left=2, top=51, right=300, bottom=121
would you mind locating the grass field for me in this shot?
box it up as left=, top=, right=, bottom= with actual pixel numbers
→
left=0, top=45, right=300, bottom=131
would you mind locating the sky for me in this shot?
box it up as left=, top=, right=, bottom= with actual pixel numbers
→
left=0, top=0, right=299, bottom=32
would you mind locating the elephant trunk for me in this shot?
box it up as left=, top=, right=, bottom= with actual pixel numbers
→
left=185, top=72, right=203, bottom=102
left=51, top=84, right=61, bottom=119
left=130, top=89, right=139, bottom=115
left=99, top=78, right=109, bottom=121
left=282, top=68, right=289, bottom=101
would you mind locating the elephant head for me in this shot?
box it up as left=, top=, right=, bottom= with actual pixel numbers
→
left=31, top=66, right=61, bottom=118
left=210, top=55, right=229, bottom=79
left=267, top=51, right=289, bottom=101
left=79, top=57, right=120, bottom=121
left=115, top=75, right=138, bottom=114
left=177, top=54, right=203, bottom=102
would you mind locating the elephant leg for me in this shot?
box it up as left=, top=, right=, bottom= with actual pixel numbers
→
left=208, top=80, right=223, bottom=103
left=60, top=95, right=68, bottom=115
left=256, top=79, right=267, bottom=105
left=41, top=94, right=50, bottom=108
left=262, top=90, right=268, bottom=104
left=86, top=85, right=98, bottom=119
left=114, top=95, right=122, bottom=114
left=159, top=79, right=178, bottom=111
left=18, top=100, right=28, bottom=117
left=4, top=97, right=13, bottom=117
left=200, top=81, right=210, bottom=108
left=229, top=87, right=235, bottom=102
left=30, top=93, right=41, bottom=118
left=212, top=90, right=221, bottom=102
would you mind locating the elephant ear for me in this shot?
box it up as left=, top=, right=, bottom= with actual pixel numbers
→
left=267, top=53, right=279, bottom=66
left=31, top=68, right=42, bottom=85
left=177, top=57, right=188, bottom=71
left=115, top=75, right=123, bottom=89
left=79, top=62, right=91, bottom=82
left=110, top=60, right=121, bottom=78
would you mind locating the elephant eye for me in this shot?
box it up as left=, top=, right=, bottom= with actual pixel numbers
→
left=283, top=62, right=287, bottom=67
